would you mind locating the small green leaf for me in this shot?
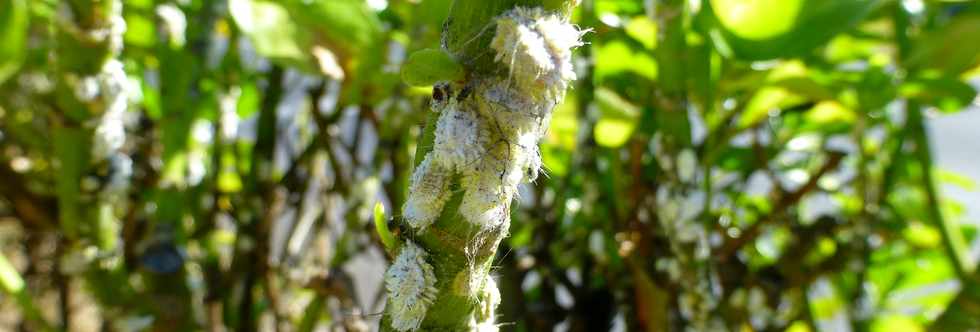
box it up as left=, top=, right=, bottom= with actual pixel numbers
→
left=401, top=48, right=464, bottom=86
left=374, top=203, right=396, bottom=252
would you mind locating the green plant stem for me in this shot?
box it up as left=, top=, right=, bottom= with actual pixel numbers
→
left=381, top=1, right=576, bottom=330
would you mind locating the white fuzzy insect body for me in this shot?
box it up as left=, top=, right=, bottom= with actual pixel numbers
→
left=384, top=241, right=439, bottom=331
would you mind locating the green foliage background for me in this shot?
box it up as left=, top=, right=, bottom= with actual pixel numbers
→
left=1, top=0, right=979, bottom=331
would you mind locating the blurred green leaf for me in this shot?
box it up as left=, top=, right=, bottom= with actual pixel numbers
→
left=871, top=315, right=924, bottom=332
left=595, top=40, right=658, bottom=83
left=907, top=15, right=980, bottom=75
left=937, top=169, right=977, bottom=191
left=625, top=16, right=657, bottom=50
left=594, top=88, right=640, bottom=148
left=281, top=0, right=382, bottom=59
left=802, top=100, right=856, bottom=129
left=229, top=0, right=314, bottom=71
left=217, top=170, right=243, bottom=193
left=711, top=0, right=803, bottom=40
left=0, top=0, right=29, bottom=84
left=708, top=0, right=880, bottom=60
left=899, top=75, right=978, bottom=113
left=124, top=13, right=157, bottom=48
left=237, top=81, right=260, bottom=118
left=903, top=221, right=942, bottom=249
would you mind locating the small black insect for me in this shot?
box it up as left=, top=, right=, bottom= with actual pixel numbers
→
left=457, top=84, right=473, bottom=101
left=432, top=82, right=452, bottom=103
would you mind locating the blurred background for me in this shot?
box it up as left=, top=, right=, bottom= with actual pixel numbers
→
left=1, top=0, right=979, bottom=331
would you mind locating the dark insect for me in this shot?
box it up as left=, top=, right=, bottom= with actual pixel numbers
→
left=457, top=84, right=472, bottom=101
left=432, top=82, right=452, bottom=103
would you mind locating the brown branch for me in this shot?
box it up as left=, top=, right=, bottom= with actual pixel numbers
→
left=718, top=151, right=845, bottom=261
left=0, top=161, right=58, bottom=230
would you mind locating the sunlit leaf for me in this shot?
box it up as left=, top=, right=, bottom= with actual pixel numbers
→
left=593, top=88, right=640, bottom=148
left=803, top=100, right=856, bottom=128
left=595, top=40, right=658, bottom=82
left=0, top=0, right=28, bottom=84
left=124, top=13, right=157, bottom=48
left=711, top=0, right=803, bottom=40
left=937, top=169, right=977, bottom=191
left=229, top=0, right=314, bottom=70
left=401, top=48, right=464, bottom=87
left=871, top=315, right=924, bottom=332
left=625, top=16, right=657, bottom=50
left=903, top=222, right=941, bottom=249
left=708, top=0, right=880, bottom=60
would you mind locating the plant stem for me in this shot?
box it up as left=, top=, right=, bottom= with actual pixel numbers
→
left=381, top=1, right=578, bottom=330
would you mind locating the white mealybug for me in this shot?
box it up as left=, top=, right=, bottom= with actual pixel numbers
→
left=91, top=60, right=131, bottom=162
left=490, top=7, right=584, bottom=98
left=384, top=241, right=438, bottom=332
left=402, top=155, right=452, bottom=231
left=677, top=148, right=697, bottom=184
left=390, top=7, right=582, bottom=328
left=469, top=274, right=502, bottom=332
left=431, top=100, right=487, bottom=172
left=459, top=159, right=516, bottom=229
left=476, top=275, right=500, bottom=322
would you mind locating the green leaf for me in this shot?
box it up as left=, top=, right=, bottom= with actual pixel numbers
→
left=711, top=0, right=803, bottom=40
left=124, top=13, right=157, bottom=48
left=593, top=88, right=640, bottom=148
left=595, top=40, right=658, bottom=83
left=899, top=75, right=978, bottom=113
left=0, top=0, right=29, bottom=84
left=401, top=48, right=464, bottom=86
left=737, top=61, right=813, bottom=128
left=217, top=170, right=243, bottom=193
left=903, top=222, right=942, bottom=249
left=229, top=0, right=314, bottom=71
left=937, top=169, right=977, bottom=192
left=625, top=16, right=657, bottom=50
left=0, top=254, right=25, bottom=295
left=802, top=100, right=856, bottom=129
left=707, top=0, right=880, bottom=60
left=374, top=203, right=396, bottom=252
left=907, top=15, right=980, bottom=75
left=871, top=315, right=924, bottom=332
left=281, top=0, right=382, bottom=60
left=237, top=81, right=260, bottom=118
